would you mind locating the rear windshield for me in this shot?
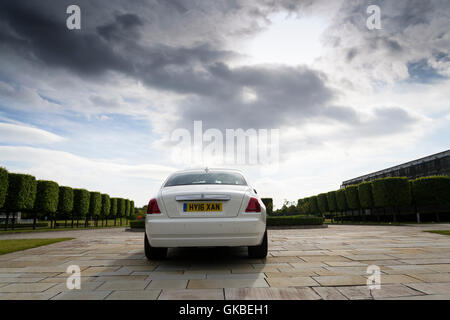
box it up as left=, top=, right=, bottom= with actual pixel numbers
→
left=164, top=172, right=247, bottom=187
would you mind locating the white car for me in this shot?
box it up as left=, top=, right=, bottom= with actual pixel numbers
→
left=144, top=168, right=267, bottom=259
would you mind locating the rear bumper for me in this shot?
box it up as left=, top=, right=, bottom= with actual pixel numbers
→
left=145, top=215, right=266, bottom=248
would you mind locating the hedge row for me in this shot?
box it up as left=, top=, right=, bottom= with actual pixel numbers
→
left=0, top=167, right=136, bottom=229
left=297, top=176, right=450, bottom=217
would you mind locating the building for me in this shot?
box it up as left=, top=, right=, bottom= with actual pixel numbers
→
left=341, top=149, right=450, bottom=187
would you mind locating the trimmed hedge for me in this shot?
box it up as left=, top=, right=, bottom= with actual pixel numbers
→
left=89, top=192, right=102, bottom=217
left=336, top=189, right=348, bottom=212
left=309, top=196, right=319, bottom=215
left=261, top=198, right=273, bottom=215
left=117, top=198, right=126, bottom=218
left=267, top=215, right=323, bottom=226
left=130, top=220, right=145, bottom=228
left=358, top=182, right=374, bottom=209
left=0, top=167, right=8, bottom=208
left=130, top=200, right=135, bottom=216
left=124, top=199, right=130, bottom=217
left=345, top=185, right=360, bottom=210
left=5, top=173, right=37, bottom=212
left=412, top=176, right=450, bottom=206
left=317, top=193, right=329, bottom=214
left=34, top=180, right=59, bottom=214
left=101, top=194, right=110, bottom=218
left=372, top=177, right=412, bottom=208
left=326, top=191, right=338, bottom=212
left=58, top=186, right=74, bottom=218
left=73, top=189, right=90, bottom=219
left=110, top=198, right=118, bottom=218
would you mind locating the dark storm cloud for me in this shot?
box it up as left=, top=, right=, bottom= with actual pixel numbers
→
left=0, top=1, right=133, bottom=76
left=0, top=0, right=433, bottom=133
left=97, top=13, right=144, bottom=42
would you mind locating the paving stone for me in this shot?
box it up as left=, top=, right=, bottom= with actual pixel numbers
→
left=0, top=277, right=45, bottom=283
left=0, top=282, right=56, bottom=293
left=158, top=289, right=224, bottom=300
left=89, top=275, right=148, bottom=282
left=51, top=290, right=112, bottom=300
left=146, top=272, right=205, bottom=280
left=147, top=280, right=188, bottom=289
left=336, top=286, right=372, bottom=300
left=96, top=280, right=150, bottom=291
left=45, top=281, right=104, bottom=292
left=406, top=273, right=450, bottom=283
left=187, top=279, right=269, bottom=289
left=378, top=274, right=422, bottom=284
left=264, top=271, right=317, bottom=277
left=266, top=276, right=319, bottom=288
left=325, top=261, right=368, bottom=267
left=405, top=282, right=450, bottom=295
left=301, top=256, right=351, bottom=263
left=312, top=287, right=348, bottom=300
left=313, top=275, right=367, bottom=286
left=225, top=287, right=320, bottom=300
left=206, top=273, right=266, bottom=280
left=337, top=284, right=425, bottom=300
left=106, top=289, right=161, bottom=300
left=0, top=292, right=59, bottom=300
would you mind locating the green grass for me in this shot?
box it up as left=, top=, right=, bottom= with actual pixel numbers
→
left=0, top=238, right=74, bottom=255
left=424, top=230, right=450, bottom=236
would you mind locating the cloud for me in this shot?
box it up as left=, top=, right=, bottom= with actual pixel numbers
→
left=0, top=122, right=64, bottom=144
left=0, top=145, right=175, bottom=206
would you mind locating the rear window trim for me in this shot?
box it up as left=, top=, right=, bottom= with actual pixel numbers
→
left=163, top=172, right=248, bottom=187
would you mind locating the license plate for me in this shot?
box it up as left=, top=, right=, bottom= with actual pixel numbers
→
left=183, top=202, right=222, bottom=212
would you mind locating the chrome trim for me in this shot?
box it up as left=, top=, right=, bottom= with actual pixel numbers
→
left=175, top=194, right=231, bottom=201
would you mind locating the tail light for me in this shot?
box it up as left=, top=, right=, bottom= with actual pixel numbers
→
left=147, top=198, right=161, bottom=214
left=245, top=197, right=261, bottom=212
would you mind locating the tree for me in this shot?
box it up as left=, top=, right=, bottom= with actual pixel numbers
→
left=336, top=189, right=348, bottom=212
left=101, top=194, right=110, bottom=227
left=35, top=180, right=59, bottom=229
left=372, top=177, right=412, bottom=222
left=345, top=185, right=361, bottom=221
left=58, top=186, right=74, bottom=228
left=117, top=198, right=126, bottom=225
left=110, top=198, right=118, bottom=226
left=124, top=199, right=130, bottom=221
left=309, top=196, right=319, bottom=215
left=73, top=189, right=90, bottom=227
left=317, top=193, right=329, bottom=216
left=4, top=173, right=37, bottom=230
left=261, top=198, right=273, bottom=216
left=0, top=167, right=8, bottom=209
left=88, top=192, right=102, bottom=227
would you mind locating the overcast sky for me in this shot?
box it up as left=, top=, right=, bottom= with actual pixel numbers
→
left=1, top=0, right=449, bottom=208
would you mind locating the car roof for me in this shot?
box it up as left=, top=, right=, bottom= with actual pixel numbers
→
left=171, top=168, right=245, bottom=175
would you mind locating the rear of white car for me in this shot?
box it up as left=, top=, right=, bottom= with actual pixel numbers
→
left=144, top=169, right=267, bottom=259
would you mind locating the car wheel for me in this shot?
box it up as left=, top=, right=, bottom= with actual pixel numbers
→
left=145, top=233, right=167, bottom=260
left=248, top=230, right=268, bottom=259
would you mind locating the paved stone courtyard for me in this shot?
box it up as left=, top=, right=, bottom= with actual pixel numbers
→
left=1, top=224, right=450, bottom=300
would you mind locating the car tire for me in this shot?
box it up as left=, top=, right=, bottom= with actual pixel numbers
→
left=145, top=233, right=167, bottom=260
left=248, top=230, right=268, bottom=259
